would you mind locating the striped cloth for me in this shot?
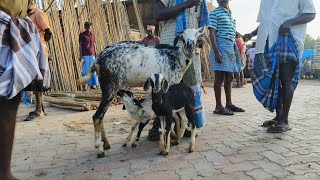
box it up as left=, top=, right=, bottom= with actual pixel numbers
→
left=0, top=10, right=50, bottom=99
left=252, top=33, right=300, bottom=112
left=210, top=37, right=242, bottom=73
left=208, top=6, right=236, bottom=42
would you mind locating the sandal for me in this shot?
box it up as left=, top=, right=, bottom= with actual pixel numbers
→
left=24, top=112, right=43, bottom=121
left=214, top=107, right=234, bottom=115
left=226, top=105, right=245, bottom=112
left=261, top=119, right=277, bottom=127
left=147, top=128, right=160, bottom=141
left=267, top=124, right=292, bottom=133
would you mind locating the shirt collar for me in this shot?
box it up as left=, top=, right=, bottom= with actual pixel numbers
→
left=218, top=6, right=232, bottom=14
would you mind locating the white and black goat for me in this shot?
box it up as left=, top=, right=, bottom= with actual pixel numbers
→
left=78, top=28, right=206, bottom=158
left=117, top=90, right=156, bottom=147
left=144, top=74, right=197, bottom=155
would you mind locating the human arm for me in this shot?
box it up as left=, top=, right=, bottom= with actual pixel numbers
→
left=154, top=0, right=201, bottom=22
left=243, top=26, right=258, bottom=42
left=208, top=28, right=222, bottom=63
left=279, top=13, right=315, bottom=35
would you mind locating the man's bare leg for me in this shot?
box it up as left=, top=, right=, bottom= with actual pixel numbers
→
left=0, top=95, right=21, bottom=180
left=24, top=92, right=44, bottom=121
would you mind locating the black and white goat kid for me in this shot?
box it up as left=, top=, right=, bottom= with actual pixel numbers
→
left=144, top=74, right=197, bottom=155
left=78, top=28, right=206, bottom=157
left=117, top=90, right=155, bottom=147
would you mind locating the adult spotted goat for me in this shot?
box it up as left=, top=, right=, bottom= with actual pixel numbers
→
left=78, top=28, right=206, bottom=158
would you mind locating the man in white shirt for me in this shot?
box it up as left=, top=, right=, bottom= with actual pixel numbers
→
left=244, top=0, right=316, bottom=133
left=246, top=42, right=256, bottom=71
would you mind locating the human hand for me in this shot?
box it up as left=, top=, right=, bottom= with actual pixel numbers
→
left=201, top=84, right=207, bottom=94
left=79, top=57, right=84, bottom=62
left=184, top=0, right=201, bottom=9
left=214, top=50, right=222, bottom=64
left=279, top=20, right=292, bottom=35
left=243, top=33, right=253, bottom=42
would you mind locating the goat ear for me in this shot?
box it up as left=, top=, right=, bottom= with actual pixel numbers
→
left=122, top=105, right=126, bottom=110
left=143, top=78, right=151, bottom=91
left=162, top=79, right=169, bottom=93
left=173, top=34, right=182, bottom=46
left=197, top=34, right=210, bottom=48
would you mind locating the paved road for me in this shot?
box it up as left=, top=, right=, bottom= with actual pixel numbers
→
left=12, top=80, right=320, bottom=180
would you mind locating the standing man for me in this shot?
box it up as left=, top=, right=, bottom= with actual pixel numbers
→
left=147, top=0, right=208, bottom=141
left=244, top=0, right=315, bottom=132
left=140, top=25, right=160, bottom=45
left=0, top=0, right=50, bottom=178
left=79, top=21, right=98, bottom=91
left=246, top=42, right=256, bottom=76
left=235, top=32, right=246, bottom=88
left=24, top=0, right=52, bottom=121
left=208, top=0, right=244, bottom=115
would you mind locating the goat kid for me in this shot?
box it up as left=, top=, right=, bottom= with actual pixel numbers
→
left=78, top=28, right=206, bottom=158
left=117, top=90, right=156, bottom=147
left=144, top=74, right=197, bottom=155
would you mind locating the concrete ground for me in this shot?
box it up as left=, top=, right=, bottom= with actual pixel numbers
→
left=12, top=80, right=320, bottom=180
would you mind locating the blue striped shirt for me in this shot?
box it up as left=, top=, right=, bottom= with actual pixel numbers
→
left=208, top=6, right=236, bottom=42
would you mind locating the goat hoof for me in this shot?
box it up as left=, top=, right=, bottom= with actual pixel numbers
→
left=188, top=149, right=194, bottom=153
left=158, top=151, right=164, bottom=155
left=164, top=152, right=169, bottom=156
left=97, top=152, right=105, bottom=158
left=103, top=142, right=111, bottom=150
left=122, top=144, right=127, bottom=147
left=132, top=144, right=137, bottom=148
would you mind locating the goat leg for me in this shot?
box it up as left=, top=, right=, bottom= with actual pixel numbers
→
left=164, top=130, right=171, bottom=156
left=123, top=122, right=138, bottom=147
left=158, top=117, right=166, bottom=155
left=132, top=121, right=149, bottom=148
left=189, top=125, right=196, bottom=153
left=100, top=121, right=110, bottom=150
left=94, top=120, right=105, bottom=158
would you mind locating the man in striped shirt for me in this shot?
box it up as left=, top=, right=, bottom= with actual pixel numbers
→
left=208, top=0, right=244, bottom=115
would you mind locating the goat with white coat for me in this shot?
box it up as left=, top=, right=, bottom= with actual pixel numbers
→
left=78, top=28, right=206, bottom=157
left=144, top=74, right=197, bottom=155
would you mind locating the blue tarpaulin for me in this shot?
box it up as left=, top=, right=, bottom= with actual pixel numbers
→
left=300, top=49, right=315, bottom=63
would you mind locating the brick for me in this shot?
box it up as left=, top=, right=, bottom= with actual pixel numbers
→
left=225, top=152, right=264, bottom=163
left=216, top=161, right=259, bottom=174
left=191, top=159, right=218, bottom=177
left=131, top=171, right=179, bottom=180
left=252, top=159, right=292, bottom=178
left=149, top=160, right=192, bottom=171
left=284, top=163, right=320, bottom=175
left=260, top=151, right=294, bottom=166
left=283, top=173, right=320, bottom=180
left=204, top=172, right=253, bottom=180
left=201, top=150, right=230, bottom=166
left=245, top=169, right=275, bottom=180
left=176, top=167, right=202, bottom=180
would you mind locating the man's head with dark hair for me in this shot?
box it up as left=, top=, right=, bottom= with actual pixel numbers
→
left=84, top=22, right=92, bottom=33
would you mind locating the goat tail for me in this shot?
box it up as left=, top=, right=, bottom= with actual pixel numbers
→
left=77, top=63, right=99, bottom=85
